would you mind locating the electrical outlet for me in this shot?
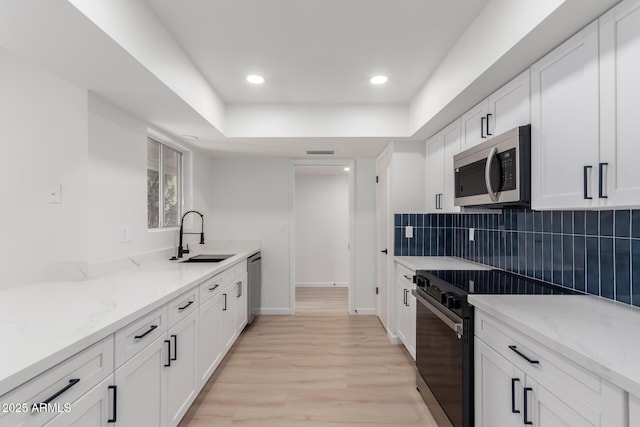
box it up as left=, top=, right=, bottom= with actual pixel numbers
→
left=469, top=227, right=475, bottom=242
left=121, top=227, right=132, bottom=243
left=405, top=226, right=414, bottom=238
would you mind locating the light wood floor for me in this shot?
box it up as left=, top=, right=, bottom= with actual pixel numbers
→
left=180, top=287, right=437, bottom=426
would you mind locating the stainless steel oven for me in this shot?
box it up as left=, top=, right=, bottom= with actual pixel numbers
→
left=454, top=125, right=530, bottom=208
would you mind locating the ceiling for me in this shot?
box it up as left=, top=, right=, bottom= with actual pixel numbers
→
left=143, top=0, right=489, bottom=104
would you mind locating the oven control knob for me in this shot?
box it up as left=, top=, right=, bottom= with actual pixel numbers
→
left=440, top=292, right=448, bottom=305
left=446, top=294, right=460, bottom=309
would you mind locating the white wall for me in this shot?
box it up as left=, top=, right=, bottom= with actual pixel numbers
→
left=0, top=48, right=216, bottom=290
left=0, top=48, right=89, bottom=290
left=295, top=174, right=349, bottom=286
left=208, top=157, right=377, bottom=314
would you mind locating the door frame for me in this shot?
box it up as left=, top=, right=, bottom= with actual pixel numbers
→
left=289, top=159, right=356, bottom=314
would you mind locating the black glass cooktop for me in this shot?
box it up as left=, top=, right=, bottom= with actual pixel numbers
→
left=415, top=269, right=578, bottom=318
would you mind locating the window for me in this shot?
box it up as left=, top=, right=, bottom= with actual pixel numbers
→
left=147, top=137, right=182, bottom=228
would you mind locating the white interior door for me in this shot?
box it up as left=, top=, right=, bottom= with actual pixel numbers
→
left=376, top=150, right=390, bottom=329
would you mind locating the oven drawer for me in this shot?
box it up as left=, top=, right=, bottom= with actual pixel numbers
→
left=475, top=310, right=603, bottom=412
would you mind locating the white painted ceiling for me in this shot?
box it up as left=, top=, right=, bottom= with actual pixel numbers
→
left=143, top=0, right=489, bottom=104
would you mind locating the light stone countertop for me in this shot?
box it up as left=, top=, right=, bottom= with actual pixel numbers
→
left=394, top=256, right=491, bottom=272
left=0, top=243, right=260, bottom=396
left=469, top=294, right=640, bottom=397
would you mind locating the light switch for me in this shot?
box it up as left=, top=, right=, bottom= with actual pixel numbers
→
left=48, top=185, right=62, bottom=204
left=121, top=227, right=132, bottom=243
left=405, top=226, right=413, bottom=239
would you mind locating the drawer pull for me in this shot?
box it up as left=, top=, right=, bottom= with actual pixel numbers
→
left=511, top=378, right=520, bottom=414
left=523, top=387, right=533, bottom=425
left=208, top=284, right=219, bottom=292
left=509, top=345, right=539, bottom=364
left=107, top=385, right=117, bottom=423
left=40, top=378, right=80, bottom=405
left=237, top=282, right=242, bottom=297
left=164, top=340, right=172, bottom=367
left=403, top=275, right=412, bottom=281
left=178, top=300, right=194, bottom=311
left=223, top=294, right=227, bottom=311
left=134, top=324, right=158, bottom=340
left=170, top=334, right=178, bottom=361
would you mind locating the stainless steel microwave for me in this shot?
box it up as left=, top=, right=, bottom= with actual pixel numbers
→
left=453, top=125, right=531, bottom=208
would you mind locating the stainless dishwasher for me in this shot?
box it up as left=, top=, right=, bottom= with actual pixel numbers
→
left=247, top=252, right=261, bottom=324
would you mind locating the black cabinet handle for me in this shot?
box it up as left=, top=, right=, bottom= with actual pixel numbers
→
left=511, top=378, right=520, bottom=414
left=223, top=294, right=227, bottom=311
left=583, top=166, right=593, bottom=199
left=237, top=282, right=242, bottom=297
left=509, top=345, right=539, bottom=364
left=107, top=385, right=117, bottom=423
left=598, top=162, right=608, bottom=199
left=170, top=334, right=177, bottom=361
left=481, top=116, right=486, bottom=138
left=164, top=340, right=171, bottom=367
left=403, top=289, right=408, bottom=306
left=523, top=387, right=533, bottom=425
left=486, top=113, right=493, bottom=136
left=208, top=284, right=219, bottom=292
left=134, top=324, right=158, bottom=340
left=380, top=249, right=388, bottom=254
left=178, top=300, right=194, bottom=311
left=39, top=378, right=80, bottom=406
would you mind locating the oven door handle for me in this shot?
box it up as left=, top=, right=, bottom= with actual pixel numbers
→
left=412, top=290, right=463, bottom=337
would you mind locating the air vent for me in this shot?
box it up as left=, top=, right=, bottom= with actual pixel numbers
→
left=306, top=150, right=335, bottom=155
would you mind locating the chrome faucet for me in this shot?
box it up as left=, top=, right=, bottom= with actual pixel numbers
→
left=177, top=210, right=205, bottom=258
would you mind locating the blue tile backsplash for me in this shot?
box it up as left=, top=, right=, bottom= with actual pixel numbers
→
left=394, top=208, right=640, bottom=307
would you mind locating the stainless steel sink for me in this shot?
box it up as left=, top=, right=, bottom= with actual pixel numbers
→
left=182, top=254, right=234, bottom=263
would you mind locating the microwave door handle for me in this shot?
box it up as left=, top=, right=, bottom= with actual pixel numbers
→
left=485, top=146, right=499, bottom=202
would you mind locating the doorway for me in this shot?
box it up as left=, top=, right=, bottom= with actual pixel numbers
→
left=290, top=161, right=354, bottom=314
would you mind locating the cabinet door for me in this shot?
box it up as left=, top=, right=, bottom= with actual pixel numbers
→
left=442, top=120, right=461, bottom=213
left=531, top=21, right=600, bottom=210
left=222, top=282, right=238, bottom=351
left=235, top=273, right=248, bottom=335
left=526, top=377, right=599, bottom=427
left=630, top=393, right=640, bottom=427
left=600, top=0, right=640, bottom=207
left=407, top=289, right=416, bottom=360
left=426, top=134, right=444, bottom=212
left=114, top=336, right=167, bottom=427
left=488, top=69, right=531, bottom=136
left=474, top=339, right=522, bottom=427
left=197, top=291, right=224, bottom=387
left=396, top=281, right=410, bottom=347
left=167, top=311, right=198, bottom=427
left=461, top=99, right=490, bottom=150
left=44, top=376, right=114, bottom=427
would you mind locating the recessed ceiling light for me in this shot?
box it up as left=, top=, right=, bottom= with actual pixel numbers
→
left=343, top=167, right=350, bottom=172
left=246, top=74, right=265, bottom=84
left=370, top=75, right=388, bottom=85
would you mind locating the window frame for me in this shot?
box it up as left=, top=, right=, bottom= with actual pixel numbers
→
left=147, top=135, right=184, bottom=230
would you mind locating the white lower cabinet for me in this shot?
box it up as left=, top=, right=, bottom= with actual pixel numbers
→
left=395, top=263, right=416, bottom=360
left=114, top=335, right=167, bottom=427
left=475, top=310, right=626, bottom=427
left=197, top=290, right=225, bottom=388
left=44, top=375, right=114, bottom=427
left=235, top=273, right=248, bottom=335
left=222, top=279, right=239, bottom=351
left=166, top=311, right=198, bottom=426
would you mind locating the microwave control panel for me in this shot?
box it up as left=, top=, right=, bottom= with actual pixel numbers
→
left=498, top=148, right=516, bottom=191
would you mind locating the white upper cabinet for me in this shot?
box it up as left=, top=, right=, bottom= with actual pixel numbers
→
left=487, top=70, right=531, bottom=137
left=461, top=99, right=490, bottom=150
left=461, top=70, right=531, bottom=151
left=426, top=119, right=461, bottom=213
left=599, top=0, right=640, bottom=207
left=531, top=20, right=600, bottom=210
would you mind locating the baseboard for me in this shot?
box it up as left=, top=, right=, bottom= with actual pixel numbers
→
left=295, top=282, right=348, bottom=288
